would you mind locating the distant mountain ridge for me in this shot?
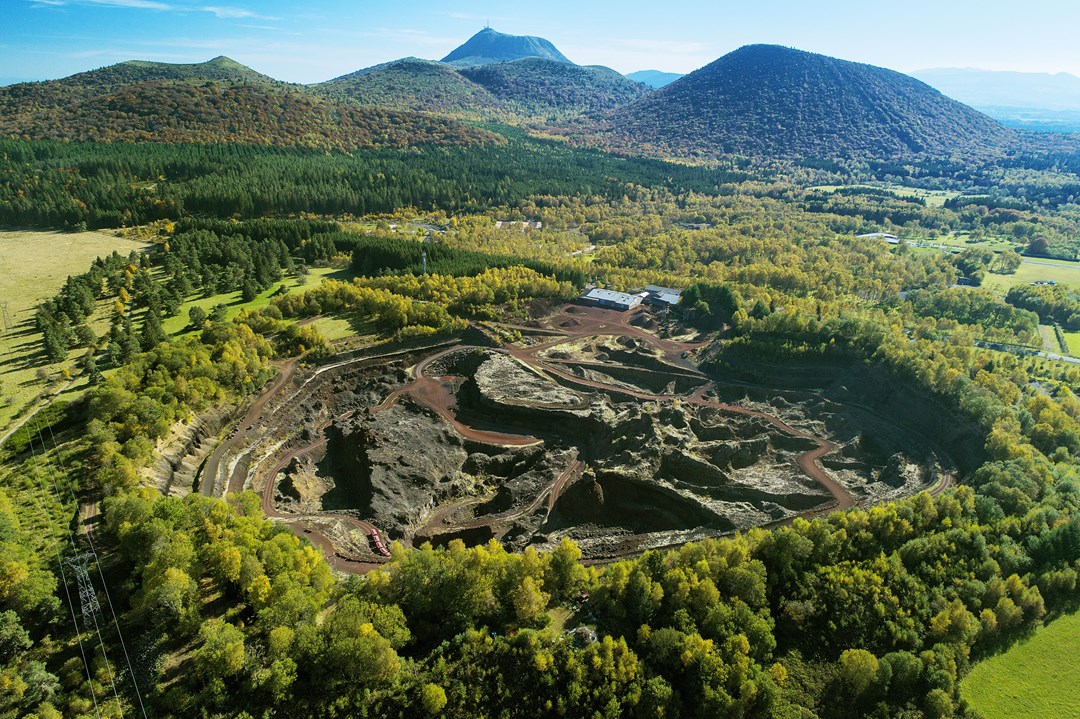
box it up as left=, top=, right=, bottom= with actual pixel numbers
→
left=914, top=68, right=1080, bottom=111
left=0, top=56, right=495, bottom=150
left=317, top=29, right=648, bottom=120
left=441, top=28, right=572, bottom=67
left=626, top=70, right=684, bottom=88
left=0, top=37, right=1039, bottom=161
left=59, top=55, right=276, bottom=89
left=603, top=44, right=1014, bottom=160
left=914, top=68, right=1080, bottom=133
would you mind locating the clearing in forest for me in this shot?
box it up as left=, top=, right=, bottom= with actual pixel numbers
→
left=962, top=609, right=1080, bottom=719
left=0, top=229, right=150, bottom=432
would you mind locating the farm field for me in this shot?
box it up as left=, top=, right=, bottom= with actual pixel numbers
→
left=962, top=610, right=1080, bottom=719
left=0, top=229, right=150, bottom=433
left=982, top=257, right=1080, bottom=294
left=1065, top=331, right=1080, bottom=356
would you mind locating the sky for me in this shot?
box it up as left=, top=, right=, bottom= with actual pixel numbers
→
left=3, top=0, right=1080, bottom=85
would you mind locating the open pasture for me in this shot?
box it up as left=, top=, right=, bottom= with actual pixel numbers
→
left=0, top=229, right=150, bottom=432
left=963, top=610, right=1080, bottom=719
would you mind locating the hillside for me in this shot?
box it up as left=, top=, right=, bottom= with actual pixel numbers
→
left=626, top=70, right=683, bottom=88
left=461, top=58, right=651, bottom=116
left=70, top=55, right=275, bottom=86
left=317, top=54, right=650, bottom=121
left=601, top=44, right=1015, bottom=160
left=314, top=58, right=503, bottom=116
left=441, top=27, right=572, bottom=67
left=0, top=80, right=495, bottom=150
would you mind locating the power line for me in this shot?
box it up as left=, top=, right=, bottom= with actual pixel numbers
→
left=27, top=419, right=124, bottom=717
left=45, top=421, right=149, bottom=719
left=29, top=416, right=125, bottom=712
left=20, top=422, right=102, bottom=719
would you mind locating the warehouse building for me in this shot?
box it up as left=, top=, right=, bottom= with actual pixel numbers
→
left=578, top=288, right=648, bottom=312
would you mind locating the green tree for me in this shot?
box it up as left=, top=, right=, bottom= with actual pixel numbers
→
left=188, top=305, right=208, bottom=328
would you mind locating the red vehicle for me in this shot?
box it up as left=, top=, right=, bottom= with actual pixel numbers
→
left=369, top=529, right=391, bottom=557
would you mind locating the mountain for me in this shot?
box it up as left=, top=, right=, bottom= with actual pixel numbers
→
left=316, top=50, right=649, bottom=121
left=0, top=56, right=279, bottom=119
left=0, top=58, right=495, bottom=150
left=602, top=45, right=1014, bottom=160
left=441, top=28, right=572, bottom=67
left=314, top=58, right=502, bottom=116
left=460, top=58, right=651, bottom=116
left=47, top=55, right=276, bottom=92
left=627, top=70, right=684, bottom=88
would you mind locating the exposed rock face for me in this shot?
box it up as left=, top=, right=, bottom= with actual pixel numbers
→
left=147, top=405, right=234, bottom=496
left=261, top=340, right=950, bottom=560
left=473, top=351, right=589, bottom=412
left=322, top=401, right=472, bottom=536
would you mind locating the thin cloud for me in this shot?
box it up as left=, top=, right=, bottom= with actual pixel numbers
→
left=320, top=27, right=462, bottom=49
left=202, top=6, right=279, bottom=21
left=238, top=24, right=295, bottom=33
left=30, top=0, right=174, bottom=9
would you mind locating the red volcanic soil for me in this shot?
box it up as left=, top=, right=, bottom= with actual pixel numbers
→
left=216, top=303, right=944, bottom=574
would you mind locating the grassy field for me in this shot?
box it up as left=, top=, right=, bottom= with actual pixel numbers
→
left=0, top=229, right=151, bottom=433
left=1065, top=331, right=1080, bottom=357
left=982, top=257, right=1080, bottom=295
left=1038, top=324, right=1060, bottom=353
left=810, top=183, right=960, bottom=207
left=161, top=265, right=349, bottom=337
left=309, top=315, right=371, bottom=342
left=962, top=610, right=1080, bottom=718
left=929, top=231, right=1021, bottom=254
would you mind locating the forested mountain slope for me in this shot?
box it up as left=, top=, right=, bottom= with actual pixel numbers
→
left=318, top=52, right=649, bottom=120
left=601, top=44, right=1015, bottom=160
left=0, top=63, right=496, bottom=150
left=37, top=55, right=275, bottom=90
left=314, top=58, right=504, bottom=116
left=460, top=58, right=651, bottom=116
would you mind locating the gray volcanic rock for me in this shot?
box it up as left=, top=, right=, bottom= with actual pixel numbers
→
left=326, top=402, right=471, bottom=534
left=474, top=351, right=589, bottom=412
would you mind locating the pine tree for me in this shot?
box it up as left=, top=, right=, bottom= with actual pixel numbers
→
left=121, top=319, right=140, bottom=362
left=141, top=308, right=166, bottom=351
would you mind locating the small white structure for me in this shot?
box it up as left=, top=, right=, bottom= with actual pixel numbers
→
left=857, top=232, right=902, bottom=245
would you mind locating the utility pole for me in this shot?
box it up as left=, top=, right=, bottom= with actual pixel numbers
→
left=64, top=553, right=101, bottom=620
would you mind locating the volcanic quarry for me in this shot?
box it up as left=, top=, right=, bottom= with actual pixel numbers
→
left=190, top=305, right=956, bottom=568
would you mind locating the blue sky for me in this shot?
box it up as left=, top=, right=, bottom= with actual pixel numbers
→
left=3, top=0, right=1078, bottom=85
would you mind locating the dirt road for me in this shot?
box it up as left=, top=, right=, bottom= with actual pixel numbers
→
left=210, top=303, right=950, bottom=574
